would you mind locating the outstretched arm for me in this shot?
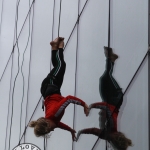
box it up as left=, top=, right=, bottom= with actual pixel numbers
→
left=57, top=122, right=77, bottom=141
left=89, top=102, right=109, bottom=109
left=77, top=128, right=105, bottom=141
left=89, top=102, right=118, bottom=114
left=89, top=102, right=118, bottom=131
left=54, top=95, right=89, bottom=117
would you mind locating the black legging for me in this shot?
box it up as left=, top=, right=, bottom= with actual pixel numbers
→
left=99, top=59, right=123, bottom=109
left=41, top=49, right=66, bottom=98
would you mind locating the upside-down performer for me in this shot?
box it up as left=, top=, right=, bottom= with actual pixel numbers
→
left=29, top=37, right=89, bottom=141
left=77, top=47, right=132, bottom=149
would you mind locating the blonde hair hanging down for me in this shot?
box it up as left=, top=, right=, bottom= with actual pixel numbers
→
left=111, top=131, right=133, bottom=150
left=29, top=117, right=50, bottom=137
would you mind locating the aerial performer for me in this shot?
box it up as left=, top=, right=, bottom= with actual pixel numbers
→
left=77, top=47, right=133, bottom=149
left=29, top=37, right=89, bottom=141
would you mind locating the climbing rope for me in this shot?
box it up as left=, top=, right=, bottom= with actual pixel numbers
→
left=0, top=0, right=35, bottom=83
left=91, top=0, right=149, bottom=149
left=58, top=0, right=62, bottom=37
left=8, top=0, right=21, bottom=149
left=64, top=0, right=90, bottom=50
left=23, top=0, right=35, bottom=143
left=50, top=0, right=56, bottom=71
left=19, top=0, right=33, bottom=142
left=106, top=0, right=111, bottom=149
left=91, top=49, right=149, bottom=150
left=43, top=0, right=57, bottom=149
left=18, top=0, right=91, bottom=144
left=1, top=0, right=148, bottom=150
left=72, top=0, right=81, bottom=149
left=0, top=0, right=5, bottom=36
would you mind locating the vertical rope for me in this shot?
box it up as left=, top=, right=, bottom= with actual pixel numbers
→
left=13, top=0, right=36, bottom=145
left=42, top=0, right=57, bottom=148
left=0, top=0, right=4, bottom=36
left=106, top=1, right=111, bottom=149
left=3, top=1, right=36, bottom=147
left=91, top=0, right=149, bottom=149
left=0, top=0, right=89, bottom=83
left=148, top=48, right=150, bottom=150
left=108, top=0, right=111, bottom=48
left=72, top=1, right=81, bottom=150
left=24, top=0, right=35, bottom=143
left=18, top=96, right=43, bottom=144
left=8, top=0, right=21, bottom=149
left=2, top=0, right=92, bottom=148
left=50, top=0, right=56, bottom=72
left=91, top=50, right=149, bottom=150
left=46, top=138, right=47, bottom=150
left=52, top=0, right=55, bottom=41
left=4, top=35, right=16, bottom=150
left=19, top=0, right=91, bottom=144
left=4, top=56, right=14, bottom=150
left=105, top=0, right=111, bottom=149
left=19, top=0, right=32, bottom=141
left=64, top=0, right=90, bottom=51
left=0, top=0, right=35, bottom=83
left=43, top=0, right=57, bottom=149
left=44, top=136, right=46, bottom=150
left=4, top=0, right=20, bottom=148
left=58, top=0, right=62, bottom=37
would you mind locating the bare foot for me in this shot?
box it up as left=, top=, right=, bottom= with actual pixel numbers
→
left=104, top=46, right=118, bottom=62
left=50, top=37, right=62, bottom=50
left=59, top=37, right=64, bottom=49
left=109, top=54, right=118, bottom=62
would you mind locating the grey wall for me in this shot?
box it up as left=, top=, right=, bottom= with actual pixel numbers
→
left=0, top=0, right=149, bottom=150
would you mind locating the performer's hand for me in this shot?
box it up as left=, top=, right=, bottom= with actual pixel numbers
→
left=71, top=129, right=77, bottom=141
left=76, top=130, right=82, bottom=141
left=89, top=104, right=93, bottom=110
left=84, top=103, right=89, bottom=116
